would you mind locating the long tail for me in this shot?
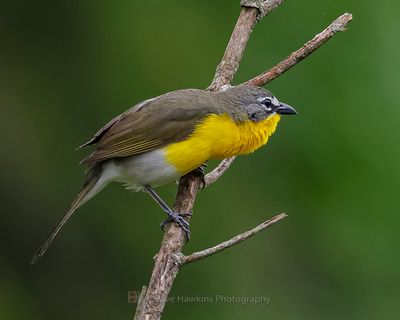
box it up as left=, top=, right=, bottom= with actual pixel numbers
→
left=31, top=165, right=104, bottom=264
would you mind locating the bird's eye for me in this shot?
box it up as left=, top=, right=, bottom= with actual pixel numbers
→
left=263, top=98, right=272, bottom=107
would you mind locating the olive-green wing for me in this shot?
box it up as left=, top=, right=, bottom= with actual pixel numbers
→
left=80, top=89, right=219, bottom=164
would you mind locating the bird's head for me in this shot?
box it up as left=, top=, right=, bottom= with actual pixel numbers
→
left=217, top=85, right=297, bottom=122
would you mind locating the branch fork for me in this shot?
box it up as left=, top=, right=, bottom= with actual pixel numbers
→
left=134, top=1, right=352, bottom=319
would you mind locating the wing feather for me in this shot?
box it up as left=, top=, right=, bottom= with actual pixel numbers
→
left=80, top=89, right=219, bottom=164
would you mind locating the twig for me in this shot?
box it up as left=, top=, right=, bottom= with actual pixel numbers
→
left=204, top=157, right=236, bottom=187
left=182, top=213, right=287, bottom=265
left=245, top=12, right=353, bottom=87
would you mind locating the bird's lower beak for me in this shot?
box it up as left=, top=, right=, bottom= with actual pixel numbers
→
left=276, top=103, right=297, bottom=115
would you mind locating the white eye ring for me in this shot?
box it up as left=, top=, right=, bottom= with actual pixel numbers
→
left=257, top=96, right=271, bottom=104
left=257, top=97, right=273, bottom=111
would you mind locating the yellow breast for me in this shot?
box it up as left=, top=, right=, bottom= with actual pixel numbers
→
left=164, top=113, right=281, bottom=175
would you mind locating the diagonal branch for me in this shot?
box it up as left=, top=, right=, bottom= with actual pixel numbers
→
left=204, top=156, right=236, bottom=188
left=182, top=213, right=287, bottom=265
left=245, top=12, right=353, bottom=87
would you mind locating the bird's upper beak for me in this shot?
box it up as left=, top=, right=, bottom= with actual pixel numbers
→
left=276, top=102, right=297, bottom=115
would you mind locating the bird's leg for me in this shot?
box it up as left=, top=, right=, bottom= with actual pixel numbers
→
left=143, top=185, right=190, bottom=240
left=192, top=162, right=208, bottom=189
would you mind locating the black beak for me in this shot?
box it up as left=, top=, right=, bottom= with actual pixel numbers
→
left=276, top=102, right=297, bottom=115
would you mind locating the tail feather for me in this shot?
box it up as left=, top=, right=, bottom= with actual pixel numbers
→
left=31, top=165, right=103, bottom=264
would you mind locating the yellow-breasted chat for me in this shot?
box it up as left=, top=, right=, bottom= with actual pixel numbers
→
left=31, top=85, right=296, bottom=264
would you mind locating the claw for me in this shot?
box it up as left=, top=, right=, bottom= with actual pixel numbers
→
left=193, top=163, right=207, bottom=189
left=160, top=212, right=191, bottom=241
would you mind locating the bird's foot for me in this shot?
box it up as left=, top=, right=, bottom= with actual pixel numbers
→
left=160, top=211, right=191, bottom=241
left=193, top=163, right=208, bottom=189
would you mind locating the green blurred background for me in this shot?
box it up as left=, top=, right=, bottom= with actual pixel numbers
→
left=1, top=0, right=399, bottom=319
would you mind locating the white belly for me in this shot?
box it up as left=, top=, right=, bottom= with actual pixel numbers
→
left=102, top=149, right=180, bottom=191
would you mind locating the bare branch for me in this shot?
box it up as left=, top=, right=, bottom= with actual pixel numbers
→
left=204, top=157, right=236, bottom=188
left=245, top=12, right=353, bottom=87
left=134, top=3, right=286, bottom=319
left=134, top=3, right=352, bottom=320
left=208, top=0, right=284, bottom=91
left=182, top=213, right=287, bottom=265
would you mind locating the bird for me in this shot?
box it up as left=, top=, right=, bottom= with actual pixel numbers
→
left=30, top=85, right=296, bottom=264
